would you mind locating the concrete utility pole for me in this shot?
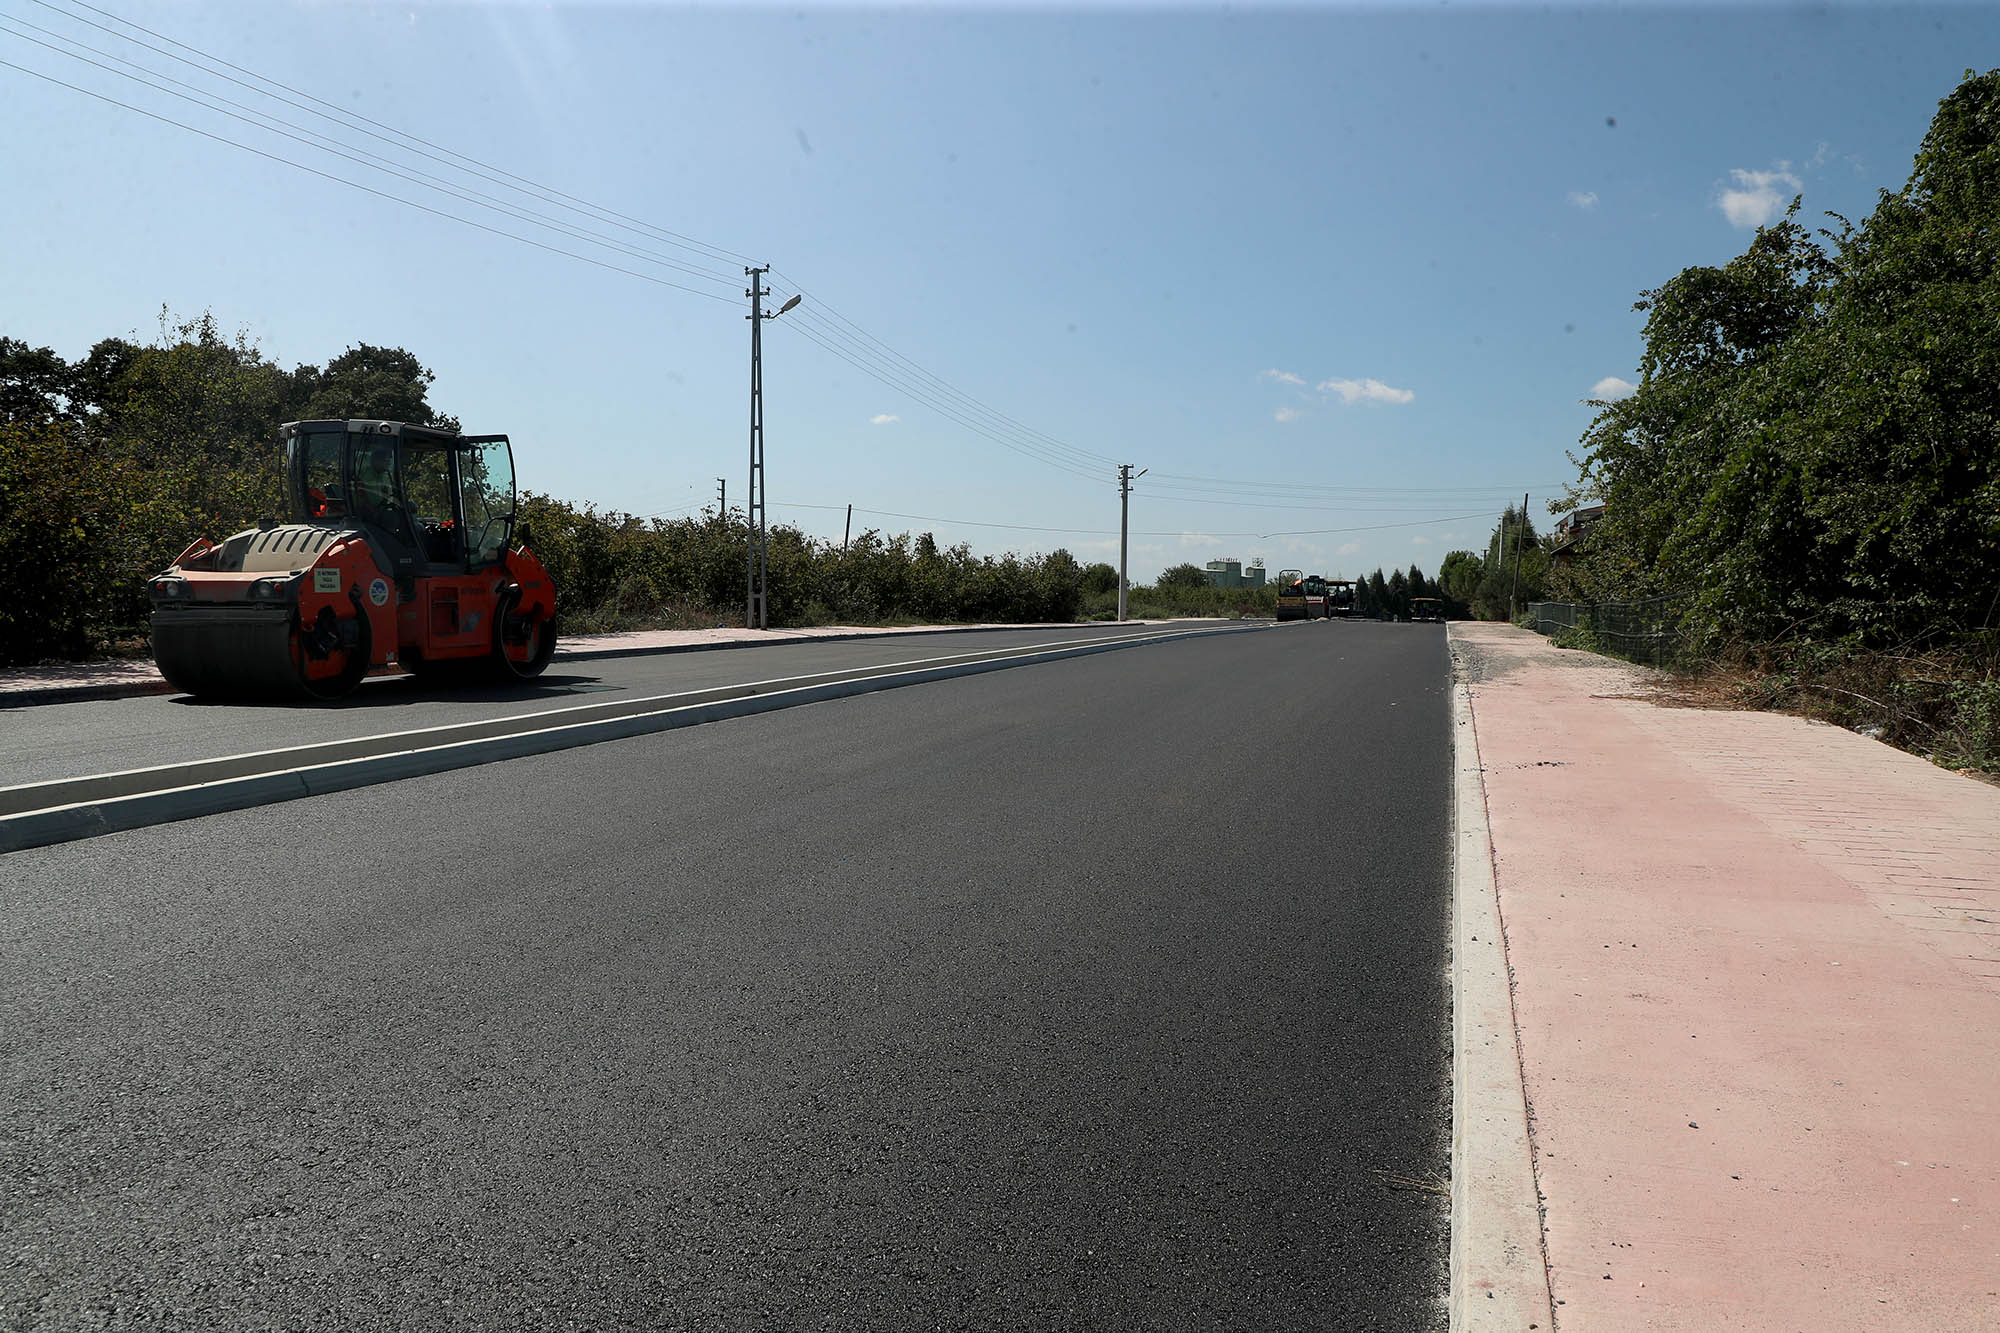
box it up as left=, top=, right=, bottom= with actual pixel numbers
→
left=843, top=503, right=852, bottom=551
left=716, top=477, right=726, bottom=520
left=1508, top=489, right=1529, bottom=623
left=1117, top=463, right=1146, bottom=621
left=745, top=268, right=803, bottom=630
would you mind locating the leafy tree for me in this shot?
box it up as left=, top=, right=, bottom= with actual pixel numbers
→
left=1438, top=550, right=1482, bottom=616
left=1367, top=569, right=1390, bottom=616
left=1475, top=505, right=1547, bottom=619
left=288, top=343, right=460, bottom=430
left=0, top=420, right=154, bottom=663
left=1080, top=562, right=1118, bottom=596
left=1386, top=569, right=1410, bottom=619
left=1567, top=70, right=2000, bottom=650
left=0, top=337, right=71, bottom=425
left=1157, top=562, right=1211, bottom=590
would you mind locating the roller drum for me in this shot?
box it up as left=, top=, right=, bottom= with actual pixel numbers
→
left=151, top=605, right=366, bottom=701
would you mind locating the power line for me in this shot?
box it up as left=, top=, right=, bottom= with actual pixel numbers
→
left=775, top=318, right=1114, bottom=486
left=1146, top=471, right=1572, bottom=497
left=20, top=0, right=1120, bottom=486
left=777, top=302, right=1114, bottom=475
left=1131, top=488, right=1543, bottom=514
left=0, top=57, right=744, bottom=306
left=6, top=1, right=1548, bottom=515
left=772, top=501, right=1500, bottom=542
left=0, top=16, right=746, bottom=291
left=28, top=0, right=759, bottom=274
left=772, top=267, right=1119, bottom=470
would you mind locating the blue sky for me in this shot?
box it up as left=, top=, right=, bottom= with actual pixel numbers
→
left=3, top=1, right=1991, bottom=582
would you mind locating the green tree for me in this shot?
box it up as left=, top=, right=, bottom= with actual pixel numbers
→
left=288, top=343, right=460, bottom=430
left=1475, top=505, right=1546, bottom=619
left=1438, top=550, right=1482, bottom=617
left=1567, top=70, right=2000, bottom=650
left=1157, top=562, right=1210, bottom=591
left=0, top=338, right=71, bottom=425
left=1080, top=562, right=1118, bottom=596
left=0, top=420, right=155, bottom=664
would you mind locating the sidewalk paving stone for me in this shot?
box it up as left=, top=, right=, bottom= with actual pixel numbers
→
left=1454, top=622, right=2000, bottom=1331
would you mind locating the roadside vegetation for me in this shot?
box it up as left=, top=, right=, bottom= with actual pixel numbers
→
left=0, top=310, right=1084, bottom=667
left=1536, top=70, right=2000, bottom=775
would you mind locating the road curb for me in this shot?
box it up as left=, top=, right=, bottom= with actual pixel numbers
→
left=1, top=623, right=1255, bottom=855
left=1448, top=628, right=1556, bottom=1331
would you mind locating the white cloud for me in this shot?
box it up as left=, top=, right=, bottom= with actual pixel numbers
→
left=869, top=413, right=899, bottom=425
left=1412, top=535, right=1431, bottom=545
left=1274, top=406, right=1302, bottom=423
left=1567, top=190, right=1599, bottom=210
left=1178, top=532, right=1221, bottom=548
left=1260, top=369, right=1306, bottom=387
left=1717, top=164, right=1801, bottom=229
left=1317, top=376, right=1414, bottom=406
left=1591, top=376, right=1637, bottom=400
left=1337, top=541, right=1361, bottom=556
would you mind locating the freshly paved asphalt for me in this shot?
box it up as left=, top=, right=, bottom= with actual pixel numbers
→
left=2, top=621, right=1453, bottom=1331
left=2, top=623, right=1221, bottom=790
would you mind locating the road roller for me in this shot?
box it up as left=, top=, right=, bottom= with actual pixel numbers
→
left=148, top=419, right=558, bottom=701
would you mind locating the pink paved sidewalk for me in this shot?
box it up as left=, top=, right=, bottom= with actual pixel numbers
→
left=1454, top=623, right=2000, bottom=1330
left=0, top=620, right=1154, bottom=705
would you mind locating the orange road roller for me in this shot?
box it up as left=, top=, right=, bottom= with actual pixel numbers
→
left=148, top=419, right=558, bottom=701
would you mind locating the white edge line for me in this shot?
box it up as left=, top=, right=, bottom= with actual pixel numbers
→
left=0, top=625, right=1222, bottom=802
left=1, top=625, right=1253, bottom=854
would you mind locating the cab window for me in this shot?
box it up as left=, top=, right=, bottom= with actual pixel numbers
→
left=290, top=429, right=345, bottom=520
left=459, top=440, right=514, bottom=566
left=401, top=440, right=460, bottom=563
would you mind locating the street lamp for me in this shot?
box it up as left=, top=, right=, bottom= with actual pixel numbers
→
left=747, top=268, right=803, bottom=630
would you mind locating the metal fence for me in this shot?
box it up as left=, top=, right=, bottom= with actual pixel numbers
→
left=1526, top=592, right=1691, bottom=666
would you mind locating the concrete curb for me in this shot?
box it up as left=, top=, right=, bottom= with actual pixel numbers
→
left=1448, top=628, right=1556, bottom=1330
left=1, top=623, right=1254, bottom=855
left=0, top=621, right=1231, bottom=709
left=0, top=678, right=179, bottom=709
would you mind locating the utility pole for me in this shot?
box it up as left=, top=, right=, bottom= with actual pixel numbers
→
left=1508, top=489, right=1529, bottom=622
left=843, top=503, right=852, bottom=551
left=1117, top=463, right=1146, bottom=621
left=716, top=477, right=726, bottom=520
left=746, top=266, right=768, bottom=630
left=743, top=270, right=803, bottom=630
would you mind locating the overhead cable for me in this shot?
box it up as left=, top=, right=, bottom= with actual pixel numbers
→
left=0, top=17, right=745, bottom=290
left=0, top=57, right=741, bottom=304
left=29, top=0, right=757, bottom=272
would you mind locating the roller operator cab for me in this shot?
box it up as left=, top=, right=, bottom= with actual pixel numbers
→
left=148, top=420, right=559, bottom=701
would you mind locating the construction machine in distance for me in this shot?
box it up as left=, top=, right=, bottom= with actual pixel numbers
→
left=148, top=419, right=558, bottom=701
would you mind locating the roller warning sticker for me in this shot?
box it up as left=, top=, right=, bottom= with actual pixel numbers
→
left=314, top=569, right=340, bottom=593
left=369, top=577, right=390, bottom=607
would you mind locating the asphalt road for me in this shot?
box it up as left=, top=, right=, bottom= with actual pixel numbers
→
left=3, top=621, right=1453, bottom=1331
left=2, top=622, right=1224, bottom=790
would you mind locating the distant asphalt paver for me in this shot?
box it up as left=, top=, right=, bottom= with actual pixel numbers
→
left=2, top=620, right=1454, bottom=1331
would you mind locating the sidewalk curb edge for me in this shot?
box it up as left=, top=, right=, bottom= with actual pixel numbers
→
left=1449, top=628, right=1557, bottom=1331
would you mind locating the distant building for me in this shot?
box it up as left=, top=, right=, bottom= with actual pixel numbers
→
left=1205, top=558, right=1266, bottom=589
left=1550, top=504, right=1606, bottom=567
